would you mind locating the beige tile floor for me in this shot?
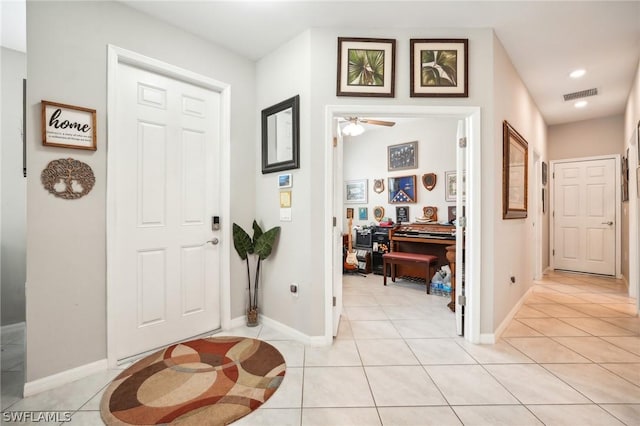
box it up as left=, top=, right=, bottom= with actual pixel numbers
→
left=1, top=271, right=639, bottom=425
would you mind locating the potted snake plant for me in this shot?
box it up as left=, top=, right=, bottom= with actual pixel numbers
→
left=232, top=220, right=281, bottom=326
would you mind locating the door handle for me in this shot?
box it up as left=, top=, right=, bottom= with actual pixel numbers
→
left=601, top=221, right=613, bottom=226
left=206, top=238, right=219, bottom=245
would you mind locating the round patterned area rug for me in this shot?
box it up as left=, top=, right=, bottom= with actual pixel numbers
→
left=100, top=336, right=286, bottom=425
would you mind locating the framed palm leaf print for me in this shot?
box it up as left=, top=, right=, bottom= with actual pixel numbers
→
left=410, top=39, right=468, bottom=97
left=337, top=37, right=396, bottom=97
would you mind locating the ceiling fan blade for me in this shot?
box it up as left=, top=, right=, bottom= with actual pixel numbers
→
left=359, top=118, right=395, bottom=127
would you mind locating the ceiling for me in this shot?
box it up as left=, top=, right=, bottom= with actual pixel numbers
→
left=4, top=1, right=639, bottom=126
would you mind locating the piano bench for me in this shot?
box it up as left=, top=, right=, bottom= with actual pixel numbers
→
left=382, top=252, right=439, bottom=293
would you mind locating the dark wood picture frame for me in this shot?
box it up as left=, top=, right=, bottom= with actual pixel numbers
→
left=41, top=100, right=97, bottom=151
left=503, top=120, right=528, bottom=219
left=262, top=95, right=300, bottom=174
left=337, top=37, right=396, bottom=97
left=410, top=39, right=468, bottom=98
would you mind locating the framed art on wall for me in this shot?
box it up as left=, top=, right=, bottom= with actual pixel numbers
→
left=345, top=179, right=368, bottom=204
left=358, top=207, right=368, bottom=221
left=337, top=37, right=396, bottom=97
left=502, top=120, right=528, bottom=219
left=410, top=39, right=468, bottom=97
left=388, top=141, right=418, bottom=171
left=445, top=170, right=465, bottom=202
left=42, top=101, right=97, bottom=151
left=388, top=175, right=417, bottom=203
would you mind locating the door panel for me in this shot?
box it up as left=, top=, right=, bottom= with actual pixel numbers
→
left=553, top=159, right=615, bottom=275
left=114, top=62, right=221, bottom=360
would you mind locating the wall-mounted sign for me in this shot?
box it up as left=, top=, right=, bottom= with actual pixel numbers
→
left=42, top=100, right=97, bottom=151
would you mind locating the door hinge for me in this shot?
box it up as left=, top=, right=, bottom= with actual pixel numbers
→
left=458, top=137, right=467, bottom=148
left=552, top=249, right=555, bottom=256
left=333, top=216, right=337, bottom=227
left=458, top=216, right=467, bottom=228
left=458, top=295, right=466, bottom=306
left=333, top=137, right=337, bottom=147
left=552, top=172, right=555, bottom=179
left=333, top=296, right=336, bottom=307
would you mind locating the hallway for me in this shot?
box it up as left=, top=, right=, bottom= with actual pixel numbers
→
left=1, top=271, right=638, bottom=425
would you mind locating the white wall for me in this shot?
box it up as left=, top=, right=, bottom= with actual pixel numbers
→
left=343, top=118, right=458, bottom=228
left=1, top=47, right=26, bottom=326
left=255, top=31, right=317, bottom=335
left=549, top=115, right=625, bottom=161
left=624, top=59, right=640, bottom=300
left=490, top=33, right=548, bottom=332
left=26, top=1, right=256, bottom=382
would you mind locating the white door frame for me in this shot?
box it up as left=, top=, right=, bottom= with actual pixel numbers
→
left=106, top=45, right=231, bottom=367
left=324, top=105, right=482, bottom=343
left=549, top=154, right=621, bottom=278
left=532, top=150, right=543, bottom=280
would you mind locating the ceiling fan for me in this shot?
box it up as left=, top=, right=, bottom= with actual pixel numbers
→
left=340, top=117, right=395, bottom=136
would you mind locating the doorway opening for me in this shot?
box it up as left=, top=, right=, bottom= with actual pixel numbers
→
left=324, top=105, right=482, bottom=344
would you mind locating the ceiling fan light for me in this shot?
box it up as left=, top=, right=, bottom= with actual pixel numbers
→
left=342, top=122, right=365, bottom=136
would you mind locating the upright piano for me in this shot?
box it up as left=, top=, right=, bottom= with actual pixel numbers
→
left=389, top=223, right=457, bottom=309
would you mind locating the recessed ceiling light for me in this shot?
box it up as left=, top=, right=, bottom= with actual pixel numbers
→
left=574, top=100, right=588, bottom=108
left=570, top=69, right=586, bottom=79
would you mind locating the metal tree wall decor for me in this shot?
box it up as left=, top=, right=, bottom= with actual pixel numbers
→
left=41, top=158, right=95, bottom=199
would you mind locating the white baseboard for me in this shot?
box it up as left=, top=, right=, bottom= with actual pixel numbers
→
left=1, top=321, right=25, bottom=334
left=23, top=359, right=107, bottom=397
left=226, top=314, right=330, bottom=346
left=492, top=286, right=535, bottom=343
left=479, top=333, right=496, bottom=344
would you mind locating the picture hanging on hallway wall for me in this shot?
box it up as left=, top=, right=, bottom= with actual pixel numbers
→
left=410, top=39, right=468, bottom=97
left=41, top=101, right=97, bottom=151
left=502, top=120, right=528, bottom=219
left=337, top=37, right=396, bottom=97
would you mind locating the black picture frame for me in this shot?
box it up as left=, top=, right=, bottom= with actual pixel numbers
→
left=261, top=95, right=300, bottom=174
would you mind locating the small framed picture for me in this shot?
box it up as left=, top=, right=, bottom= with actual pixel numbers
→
left=358, top=207, right=368, bottom=221
left=346, top=207, right=354, bottom=219
left=345, top=179, right=368, bottom=204
left=388, top=141, right=418, bottom=171
left=445, top=170, right=466, bottom=202
left=410, top=39, right=468, bottom=98
left=337, top=37, right=396, bottom=97
left=388, top=175, right=417, bottom=203
left=396, top=206, right=409, bottom=223
left=279, top=190, right=292, bottom=208
left=278, top=173, right=292, bottom=188
left=42, top=100, right=97, bottom=150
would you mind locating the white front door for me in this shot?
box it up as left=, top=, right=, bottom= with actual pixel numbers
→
left=553, top=158, right=616, bottom=275
left=112, top=61, right=222, bottom=361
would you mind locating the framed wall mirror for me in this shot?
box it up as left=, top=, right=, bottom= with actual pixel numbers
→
left=262, top=95, right=300, bottom=174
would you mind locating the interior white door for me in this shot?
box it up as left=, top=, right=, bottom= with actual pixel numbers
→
left=553, top=158, right=616, bottom=275
left=455, top=120, right=466, bottom=336
left=113, top=62, right=221, bottom=360
left=332, top=126, right=344, bottom=336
